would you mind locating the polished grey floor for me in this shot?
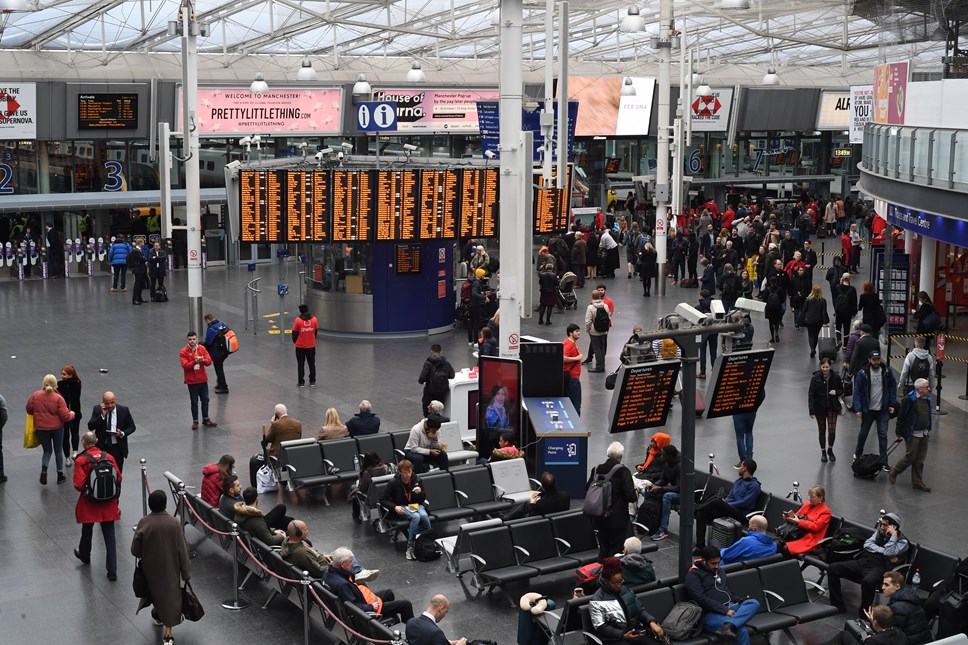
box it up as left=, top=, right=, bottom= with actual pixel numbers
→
left=0, top=261, right=965, bottom=645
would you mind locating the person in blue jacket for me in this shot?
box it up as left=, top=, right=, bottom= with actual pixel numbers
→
left=719, top=515, right=778, bottom=566
left=852, top=351, right=898, bottom=470
left=685, top=546, right=761, bottom=645
left=109, top=234, right=131, bottom=292
left=694, top=458, right=762, bottom=550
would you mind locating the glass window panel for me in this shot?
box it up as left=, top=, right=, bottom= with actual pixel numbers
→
left=0, top=142, right=38, bottom=194
left=934, top=130, right=953, bottom=185
left=897, top=128, right=913, bottom=176
left=952, top=131, right=968, bottom=188
left=912, top=129, right=931, bottom=180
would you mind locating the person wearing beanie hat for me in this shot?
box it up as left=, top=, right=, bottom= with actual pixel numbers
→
left=852, top=350, right=898, bottom=469
left=828, top=511, right=909, bottom=613
left=291, top=303, right=318, bottom=387
left=588, top=556, right=664, bottom=644
left=466, top=267, right=488, bottom=346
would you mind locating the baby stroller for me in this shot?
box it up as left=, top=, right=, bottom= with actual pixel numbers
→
left=558, top=272, right=578, bottom=310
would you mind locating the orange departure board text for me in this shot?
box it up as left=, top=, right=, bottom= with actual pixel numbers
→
left=284, top=171, right=330, bottom=242
left=533, top=187, right=569, bottom=234
left=705, top=349, right=774, bottom=419
left=309, top=171, right=331, bottom=241
left=332, top=170, right=373, bottom=241
left=375, top=170, right=421, bottom=241
left=239, top=170, right=283, bottom=243
left=607, top=361, right=681, bottom=434
left=418, top=170, right=459, bottom=240
left=459, top=168, right=499, bottom=238
left=395, top=244, right=422, bottom=274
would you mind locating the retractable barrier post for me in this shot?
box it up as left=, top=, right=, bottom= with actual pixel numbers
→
left=960, top=361, right=968, bottom=402
left=301, top=573, right=311, bottom=645
left=41, top=247, right=48, bottom=280
left=140, top=459, right=148, bottom=517
left=934, top=360, right=947, bottom=415
left=221, top=524, right=251, bottom=610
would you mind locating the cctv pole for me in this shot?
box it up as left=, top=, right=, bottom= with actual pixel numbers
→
left=655, top=0, right=672, bottom=297
left=180, top=0, right=204, bottom=333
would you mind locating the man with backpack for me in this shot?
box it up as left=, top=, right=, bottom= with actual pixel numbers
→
left=418, top=344, right=455, bottom=419
left=586, top=442, right=636, bottom=559
left=73, top=431, right=122, bottom=581
left=685, top=546, right=761, bottom=645
left=203, top=313, right=231, bottom=394
left=584, top=289, right=611, bottom=373
left=897, top=338, right=935, bottom=393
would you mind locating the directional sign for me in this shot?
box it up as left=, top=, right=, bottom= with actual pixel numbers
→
left=356, top=101, right=398, bottom=132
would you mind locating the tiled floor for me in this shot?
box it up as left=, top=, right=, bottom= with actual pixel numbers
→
left=1, top=264, right=964, bottom=645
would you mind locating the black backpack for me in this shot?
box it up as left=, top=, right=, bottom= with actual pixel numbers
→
left=593, top=306, right=610, bottom=333
left=909, top=356, right=930, bottom=384
left=767, top=290, right=782, bottom=311
left=429, top=362, right=451, bottom=393
left=413, top=529, right=442, bottom=561
left=835, top=290, right=850, bottom=315
left=851, top=454, right=882, bottom=479
left=81, top=450, right=121, bottom=502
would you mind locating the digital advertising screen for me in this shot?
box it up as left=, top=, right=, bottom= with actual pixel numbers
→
left=607, top=361, right=681, bottom=434
left=705, top=349, right=774, bottom=419
left=477, top=356, right=522, bottom=460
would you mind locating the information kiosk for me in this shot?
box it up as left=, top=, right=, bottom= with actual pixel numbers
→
left=524, top=397, right=589, bottom=500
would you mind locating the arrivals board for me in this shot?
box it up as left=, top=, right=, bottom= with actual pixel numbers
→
left=419, top=169, right=459, bottom=240
left=395, top=244, right=422, bottom=274
left=374, top=170, right=421, bottom=241
left=331, top=170, right=374, bottom=241
left=533, top=187, right=569, bottom=235
left=78, top=93, right=138, bottom=129
left=607, top=361, right=680, bottom=434
left=705, top=349, right=774, bottom=419
left=460, top=168, right=499, bottom=238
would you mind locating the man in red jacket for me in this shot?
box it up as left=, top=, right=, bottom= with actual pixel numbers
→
left=73, top=431, right=122, bottom=580
left=179, top=331, right=217, bottom=430
left=292, top=304, right=319, bottom=387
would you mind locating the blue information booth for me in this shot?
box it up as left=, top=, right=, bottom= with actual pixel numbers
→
left=524, top=397, right=589, bottom=500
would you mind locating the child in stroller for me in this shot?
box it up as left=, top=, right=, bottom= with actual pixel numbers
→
left=557, top=272, right=578, bottom=310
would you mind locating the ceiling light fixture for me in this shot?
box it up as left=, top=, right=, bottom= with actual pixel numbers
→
left=695, top=78, right=712, bottom=96
left=296, top=58, right=317, bottom=82
left=762, top=67, right=780, bottom=86
left=249, top=73, right=269, bottom=95
left=406, top=61, right=426, bottom=83
left=352, top=73, right=372, bottom=97
left=721, top=0, right=751, bottom=9
left=620, top=5, right=646, bottom=33
left=620, top=77, right=636, bottom=96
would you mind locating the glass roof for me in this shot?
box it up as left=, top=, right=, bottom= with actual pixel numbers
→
left=0, top=0, right=955, bottom=86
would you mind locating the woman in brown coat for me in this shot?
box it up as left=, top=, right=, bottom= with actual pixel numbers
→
left=132, top=490, right=192, bottom=645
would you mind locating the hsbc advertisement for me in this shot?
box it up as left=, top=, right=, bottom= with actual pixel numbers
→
left=0, top=83, right=37, bottom=139
left=370, top=88, right=498, bottom=133
left=690, top=87, right=732, bottom=132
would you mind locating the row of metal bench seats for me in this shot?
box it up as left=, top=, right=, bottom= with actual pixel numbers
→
left=163, top=472, right=409, bottom=644
left=276, top=423, right=475, bottom=495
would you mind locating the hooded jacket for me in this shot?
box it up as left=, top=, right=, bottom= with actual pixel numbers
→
left=887, top=585, right=932, bottom=645
left=292, top=311, right=318, bottom=349
left=637, top=432, right=671, bottom=475
left=720, top=531, right=778, bottom=566
left=898, top=348, right=935, bottom=391
left=585, top=300, right=610, bottom=337
left=418, top=354, right=455, bottom=397
left=684, top=559, right=738, bottom=615
left=589, top=581, right=658, bottom=643
left=233, top=501, right=284, bottom=546
left=652, top=454, right=681, bottom=494
left=723, top=476, right=762, bottom=513
left=620, top=553, right=656, bottom=587
left=200, top=463, right=223, bottom=506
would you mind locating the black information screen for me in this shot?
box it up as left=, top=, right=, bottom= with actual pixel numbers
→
left=239, top=170, right=283, bottom=243
left=78, top=93, right=139, bottom=129
left=533, top=187, right=569, bottom=235
left=375, top=170, right=421, bottom=241
left=459, top=168, right=499, bottom=238
left=607, top=361, right=681, bottom=434
left=332, top=170, right=374, bottom=242
left=705, top=349, right=774, bottom=419
left=418, top=169, right=459, bottom=240
left=395, top=244, right=422, bottom=274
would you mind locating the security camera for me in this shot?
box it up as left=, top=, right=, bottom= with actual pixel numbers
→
left=239, top=136, right=252, bottom=145
left=403, top=143, right=418, bottom=152
left=734, top=297, right=766, bottom=315
left=710, top=299, right=726, bottom=320
left=297, top=142, right=308, bottom=150
left=340, top=142, right=354, bottom=151
left=314, top=151, right=324, bottom=162
left=251, top=135, right=261, bottom=145
left=337, top=151, right=345, bottom=160
left=319, top=147, right=334, bottom=156
left=675, top=303, right=708, bottom=326
left=483, top=150, right=496, bottom=159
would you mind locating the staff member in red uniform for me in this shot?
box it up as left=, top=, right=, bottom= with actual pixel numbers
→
left=292, top=303, right=319, bottom=387
left=562, top=323, right=585, bottom=415
left=179, top=331, right=217, bottom=431
left=73, top=431, right=122, bottom=581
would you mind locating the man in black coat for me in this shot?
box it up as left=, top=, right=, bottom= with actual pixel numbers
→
left=588, top=441, right=636, bottom=559
left=406, top=594, right=466, bottom=645
left=881, top=571, right=932, bottom=645
left=646, top=445, right=681, bottom=542
left=346, top=400, right=381, bottom=437
left=849, top=324, right=880, bottom=376
left=45, top=223, right=64, bottom=277
left=86, top=391, right=136, bottom=472
left=127, top=238, right=148, bottom=305
left=417, top=344, right=455, bottom=418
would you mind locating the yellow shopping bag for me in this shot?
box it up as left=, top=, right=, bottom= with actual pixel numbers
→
left=23, top=414, right=39, bottom=449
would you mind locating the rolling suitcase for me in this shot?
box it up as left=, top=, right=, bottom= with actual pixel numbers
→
left=851, top=438, right=903, bottom=479
left=818, top=324, right=838, bottom=362
left=711, top=516, right=743, bottom=548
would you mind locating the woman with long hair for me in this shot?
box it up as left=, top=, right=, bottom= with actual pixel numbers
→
left=913, top=290, right=941, bottom=336
left=57, top=365, right=83, bottom=466
left=201, top=453, right=235, bottom=506
left=800, top=285, right=830, bottom=358
left=833, top=273, right=858, bottom=348
left=858, top=280, right=885, bottom=337
left=317, top=407, right=349, bottom=440
left=25, top=373, right=75, bottom=485
left=808, top=359, right=844, bottom=462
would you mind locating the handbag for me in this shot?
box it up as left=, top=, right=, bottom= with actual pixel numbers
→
left=775, top=521, right=807, bottom=542
left=23, top=414, right=39, bottom=449
left=181, top=581, right=205, bottom=622
left=132, top=559, right=150, bottom=599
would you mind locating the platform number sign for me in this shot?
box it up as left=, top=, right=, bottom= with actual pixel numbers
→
left=356, top=101, right=398, bottom=132
left=103, top=161, right=125, bottom=191
left=688, top=149, right=703, bottom=174
left=0, top=163, right=12, bottom=194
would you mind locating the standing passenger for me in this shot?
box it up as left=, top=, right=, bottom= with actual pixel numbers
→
left=72, top=432, right=121, bottom=581
left=25, top=373, right=75, bottom=485
left=292, top=304, right=319, bottom=387
left=179, top=331, right=217, bottom=431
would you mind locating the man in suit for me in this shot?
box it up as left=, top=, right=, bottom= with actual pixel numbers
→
left=263, top=404, right=302, bottom=459
left=86, top=391, right=136, bottom=473
left=406, top=594, right=466, bottom=645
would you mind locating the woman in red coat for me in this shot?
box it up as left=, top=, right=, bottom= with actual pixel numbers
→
left=200, top=454, right=235, bottom=506
left=73, top=431, right=121, bottom=579
left=780, top=484, right=832, bottom=556
left=25, top=373, right=75, bottom=485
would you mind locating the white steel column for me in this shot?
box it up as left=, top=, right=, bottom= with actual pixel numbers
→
left=654, top=0, right=673, bottom=296
left=498, top=0, right=524, bottom=358
left=920, top=236, right=936, bottom=297
left=181, top=0, right=203, bottom=333
left=556, top=3, right=569, bottom=185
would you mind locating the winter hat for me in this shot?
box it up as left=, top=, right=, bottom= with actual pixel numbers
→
left=475, top=268, right=487, bottom=279
left=883, top=512, right=901, bottom=529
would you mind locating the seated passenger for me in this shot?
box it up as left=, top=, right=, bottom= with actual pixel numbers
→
left=588, top=557, right=665, bottom=645
left=324, top=547, right=414, bottom=623
left=425, top=400, right=450, bottom=423
left=263, top=404, right=302, bottom=459
left=881, top=571, right=931, bottom=645
left=346, top=400, right=380, bottom=437
left=719, top=515, right=777, bottom=566
left=620, top=537, right=656, bottom=587
left=685, top=546, right=761, bottom=645
left=317, top=407, right=349, bottom=441
left=694, top=458, right=762, bottom=549
left=405, top=414, right=449, bottom=473
left=484, top=431, right=521, bottom=463
left=779, top=484, right=832, bottom=556
left=380, top=459, right=432, bottom=561
left=218, top=475, right=243, bottom=517
left=350, top=451, right=390, bottom=522
left=828, top=512, right=910, bottom=614
left=232, top=486, right=286, bottom=546
left=503, top=471, right=570, bottom=521
left=825, top=605, right=908, bottom=645
left=633, top=432, right=671, bottom=499
left=200, top=453, right=234, bottom=506
left=646, top=444, right=681, bottom=542
left=280, top=520, right=379, bottom=582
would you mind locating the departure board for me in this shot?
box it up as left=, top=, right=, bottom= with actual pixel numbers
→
left=533, top=187, right=569, bottom=234
left=418, top=169, right=459, bottom=240
left=705, top=349, right=774, bottom=419
left=78, top=93, right=138, bottom=129
left=239, top=170, right=283, bottom=243
left=460, top=168, right=499, bottom=238
left=375, top=170, right=421, bottom=241
left=395, top=244, right=422, bottom=274
left=284, top=171, right=330, bottom=242
left=332, top=170, right=374, bottom=241
left=607, top=361, right=681, bottom=434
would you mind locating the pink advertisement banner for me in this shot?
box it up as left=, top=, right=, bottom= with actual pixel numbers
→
left=179, top=87, right=343, bottom=135
left=873, top=62, right=908, bottom=126
left=370, top=88, right=498, bottom=133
